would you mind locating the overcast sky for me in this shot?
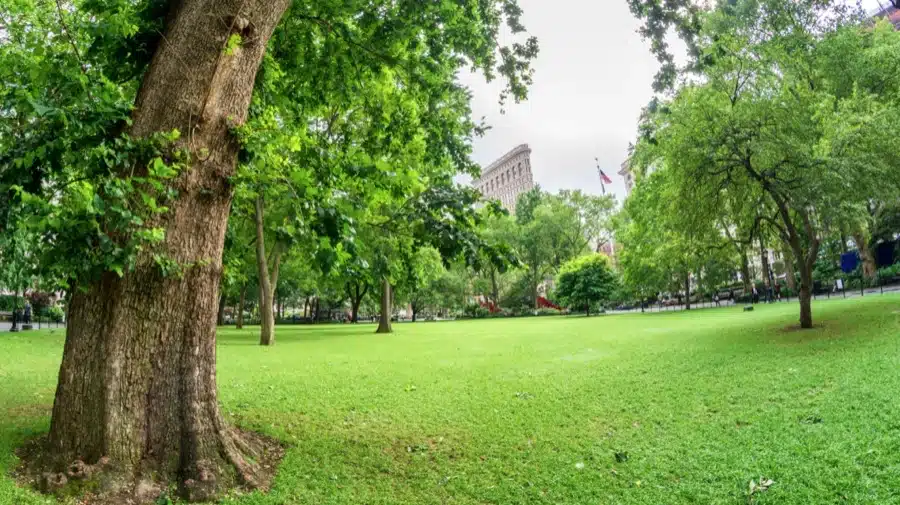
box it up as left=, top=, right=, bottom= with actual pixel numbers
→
left=459, top=0, right=886, bottom=204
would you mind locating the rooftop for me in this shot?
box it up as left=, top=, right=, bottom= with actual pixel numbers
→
left=479, top=144, right=531, bottom=178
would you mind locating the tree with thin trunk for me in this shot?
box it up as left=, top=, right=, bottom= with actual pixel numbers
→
left=254, top=196, right=281, bottom=346
left=217, top=290, right=227, bottom=326
left=236, top=282, right=247, bottom=329
left=375, top=277, right=393, bottom=334
left=346, top=280, right=369, bottom=323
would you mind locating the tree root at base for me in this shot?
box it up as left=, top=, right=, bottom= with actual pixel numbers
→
left=13, top=428, right=285, bottom=505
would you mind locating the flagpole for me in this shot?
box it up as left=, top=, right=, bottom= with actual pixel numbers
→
left=595, top=157, right=606, bottom=195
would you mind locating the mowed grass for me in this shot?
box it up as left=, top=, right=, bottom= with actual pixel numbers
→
left=2, top=296, right=900, bottom=504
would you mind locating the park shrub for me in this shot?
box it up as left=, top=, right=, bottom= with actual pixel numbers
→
left=0, top=295, right=17, bottom=311
left=47, top=306, right=65, bottom=322
left=877, top=263, right=900, bottom=281
left=462, top=304, right=491, bottom=319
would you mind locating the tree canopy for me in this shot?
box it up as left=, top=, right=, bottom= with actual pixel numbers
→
left=626, top=0, right=900, bottom=327
left=554, top=254, right=618, bottom=316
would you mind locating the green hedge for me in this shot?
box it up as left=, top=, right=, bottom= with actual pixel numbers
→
left=0, top=294, right=22, bottom=312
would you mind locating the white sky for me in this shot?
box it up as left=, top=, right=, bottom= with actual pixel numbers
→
left=459, top=0, right=886, bottom=204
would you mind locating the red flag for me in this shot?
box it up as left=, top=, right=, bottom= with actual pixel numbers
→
left=599, top=169, right=613, bottom=185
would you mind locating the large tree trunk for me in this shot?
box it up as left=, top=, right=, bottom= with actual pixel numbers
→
left=254, top=196, right=281, bottom=346
left=759, top=238, right=771, bottom=290
left=798, top=261, right=814, bottom=329
left=782, top=246, right=797, bottom=292
left=376, top=278, right=393, bottom=334
left=852, top=231, right=877, bottom=280
left=411, top=301, right=419, bottom=323
left=489, top=267, right=500, bottom=305
left=45, top=1, right=291, bottom=501
left=236, top=283, right=246, bottom=329
left=683, top=272, right=691, bottom=311
left=740, top=251, right=752, bottom=294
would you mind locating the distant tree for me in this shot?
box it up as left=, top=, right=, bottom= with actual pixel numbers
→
left=555, top=254, right=618, bottom=316
left=396, top=247, right=446, bottom=322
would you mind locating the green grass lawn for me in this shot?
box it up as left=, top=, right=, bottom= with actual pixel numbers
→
left=2, top=295, right=900, bottom=504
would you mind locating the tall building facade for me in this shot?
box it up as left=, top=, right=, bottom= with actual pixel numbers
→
left=618, top=158, right=635, bottom=197
left=473, top=144, right=535, bottom=213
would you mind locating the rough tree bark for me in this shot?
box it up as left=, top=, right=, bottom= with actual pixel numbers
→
left=376, top=277, right=393, bottom=334
left=852, top=231, right=877, bottom=280
left=489, top=266, right=500, bottom=306
left=798, top=260, right=814, bottom=328
left=236, top=282, right=246, bottom=329
left=740, top=251, right=752, bottom=294
left=254, top=196, right=281, bottom=346
left=782, top=246, right=797, bottom=292
left=777, top=205, right=820, bottom=329
left=44, top=0, right=291, bottom=502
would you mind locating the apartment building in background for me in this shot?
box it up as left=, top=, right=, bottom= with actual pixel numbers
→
left=473, top=144, right=535, bottom=213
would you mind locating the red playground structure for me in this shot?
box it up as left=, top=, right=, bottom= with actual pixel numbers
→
left=536, top=296, right=562, bottom=311
left=479, top=300, right=502, bottom=313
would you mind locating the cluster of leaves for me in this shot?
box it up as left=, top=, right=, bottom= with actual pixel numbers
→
left=0, top=0, right=191, bottom=288
left=14, top=131, right=185, bottom=286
